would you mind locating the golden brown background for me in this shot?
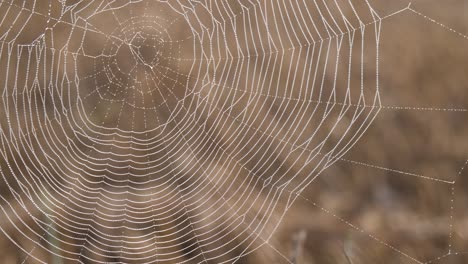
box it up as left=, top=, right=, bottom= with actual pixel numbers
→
left=0, top=0, right=468, bottom=263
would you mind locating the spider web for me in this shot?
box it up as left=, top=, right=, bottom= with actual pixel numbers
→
left=0, top=0, right=466, bottom=263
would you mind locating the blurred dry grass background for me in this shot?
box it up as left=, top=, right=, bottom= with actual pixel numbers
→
left=0, top=0, right=468, bottom=263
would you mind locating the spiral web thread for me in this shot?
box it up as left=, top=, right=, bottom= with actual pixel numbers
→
left=0, top=0, right=466, bottom=263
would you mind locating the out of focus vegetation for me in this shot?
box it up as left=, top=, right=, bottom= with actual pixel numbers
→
left=0, top=0, right=467, bottom=263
